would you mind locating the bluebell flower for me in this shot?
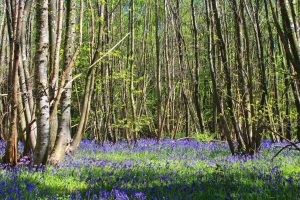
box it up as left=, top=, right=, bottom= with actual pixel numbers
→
left=25, top=180, right=34, bottom=192
left=134, top=191, right=146, bottom=200
left=286, top=176, right=293, bottom=184
left=99, top=190, right=110, bottom=198
left=113, top=189, right=129, bottom=200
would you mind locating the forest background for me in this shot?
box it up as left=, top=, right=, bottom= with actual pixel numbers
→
left=0, top=0, right=299, bottom=166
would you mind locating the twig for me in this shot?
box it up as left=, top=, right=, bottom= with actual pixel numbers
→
left=177, top=137, right=196, bottom=141
left=266, top=126, right=300, bottom=151
left=271, top=142, right=300, bottom=162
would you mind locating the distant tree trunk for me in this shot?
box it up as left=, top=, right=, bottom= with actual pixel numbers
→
left=175, top=0, right=189, bottom=137
left=163, top=0, right=173, bottom=137
left=69, top=65, right=95, bottom=153
left=211, top=0, right=245, bottom=150
left=284, top=74, right=292, bottom=140
left=206, top=0, right=235, bottom=154
left=278, top=0, right=300, bottom=140
left=279, top=0, right=300, bottom=77
left=128, top=0, right=137, bottom=142
left=155, top=0, right=162, bottom=140
left=277, top=32, right=292, bottom=140
left=231, top=0, right=251, bottom=151
left=33, top=0, right=50, bottom=165
left=269, top=0, right=300, bottom=80
left=249, top=0, right=268, bottom=150
left=69, top=1, right=103, bottom=153
left=264, top=0, right=283, bottom=140
left=278, top=18, right=300, bottom=141
left=191, top=0, right=205, bottom=133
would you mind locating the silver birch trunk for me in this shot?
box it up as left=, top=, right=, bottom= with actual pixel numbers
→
left=33, top=0, right=50, bottom=165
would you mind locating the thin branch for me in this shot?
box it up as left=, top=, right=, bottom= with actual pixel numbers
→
left=272, top=142, right=300, bottom=161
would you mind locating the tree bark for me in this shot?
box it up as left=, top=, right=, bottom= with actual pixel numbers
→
left=33, top=0, right=50, bottom=165
left=211, top=0, right=245, bottom=150
left=206, top=0, right=235, bottom=154
left=155, top=0, right=162, bottom=140
left=3, top=0, right=24, bottom=165
left=49, top=0, right=76, bottom=163
left=191, top=0, right=205, bottom=133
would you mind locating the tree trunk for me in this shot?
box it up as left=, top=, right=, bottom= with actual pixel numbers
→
left=3, top=0, right=24, bottom=165
left=33, top=0, right=50, bottom=165
left=129, top=0, right=137, bottom=142
left=191, top=0, right=205, bottom=133
left=206, top=0, right=235, bottom=154
left=69, top=1, right=103, bottom=153
left=155, top=0, right=162, bottom=140
left=49, top=0, right=76, bottom=163
left=211, top=0, right=245, bottom=150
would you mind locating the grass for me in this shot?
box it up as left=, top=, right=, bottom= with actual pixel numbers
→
left=0, top=139, right=300, bottom=199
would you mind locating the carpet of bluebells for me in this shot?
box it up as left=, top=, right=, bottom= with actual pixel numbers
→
left=0, top=139, right=300, bottom=200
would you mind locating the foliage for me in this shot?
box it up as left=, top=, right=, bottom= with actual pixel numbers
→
left=191, top=132, right=217, bottom=142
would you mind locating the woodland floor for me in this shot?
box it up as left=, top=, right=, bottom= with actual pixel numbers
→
left=0, top=139, right=300, bottom=199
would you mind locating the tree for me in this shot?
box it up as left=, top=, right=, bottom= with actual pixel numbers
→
left=3, top=0, right=24, bottom=165
left=49, top=0, right=76, bottom=163
left=191, top=0, right=205, bottom=133
left=33, top=0, right=50, bottom=165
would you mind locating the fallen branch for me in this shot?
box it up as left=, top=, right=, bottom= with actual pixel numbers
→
left=177, top=137, right=196, bottom=141
left=271, top=142, right=300, bottom=162
left=266, top=126, right=300, bottom=161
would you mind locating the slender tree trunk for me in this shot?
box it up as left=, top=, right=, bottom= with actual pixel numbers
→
left=49, top=0, right=63, bottom=134
left=155, top=0, right=162, bottom=140
left=69, top=1, right=103, bottom=153
left=49, top=0, right=76, bottom=163
left=175, top=0, right=189, bottom=138
left=206, top=0, right=235, bottom=154
left=128, top=0, right=137, bottom=142
left=3, top=0, right=24, bottom=165
left=264, top=0, right=283, bottom=140
left=191, top=0, right=205, bottom=133
left=248, top=0, right=268, bottom=150
left=48, top=0, right=61, bottom=152
left=231, top=0, right=252, bottom=151
left=33, top=0, right=50, bottom=165
left=18, top=0, right=36, bottom=155
left=211, top=0, right=245, bottom=150
left=163, top=0, right=172, bottom=137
